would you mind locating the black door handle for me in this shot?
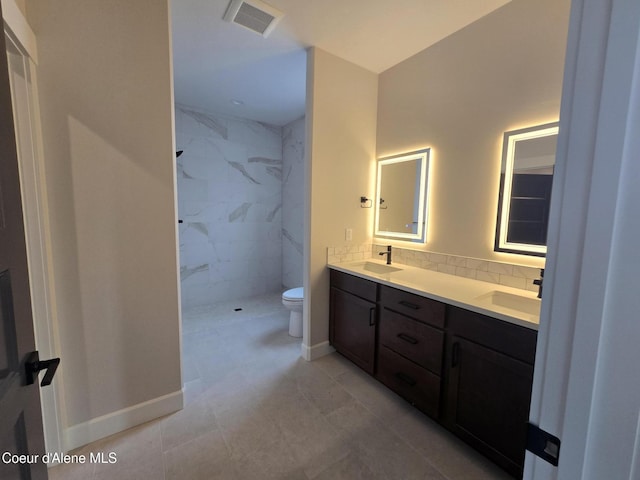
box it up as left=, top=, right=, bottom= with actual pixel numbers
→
left=25, top=351, right=60, bottom=387
left=451, top=342, right=460, bottom=368
left=369, top=307, right=376, bottom=326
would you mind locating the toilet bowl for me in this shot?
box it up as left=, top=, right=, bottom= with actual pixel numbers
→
left=282, top=287, right=303, bottom=337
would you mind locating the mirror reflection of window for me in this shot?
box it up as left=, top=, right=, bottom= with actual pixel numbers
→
left=509, top=135, right=556, bottom=245
left=495, top=122, right=558, bottom=256
left=375, top=148, right=430, bottom=243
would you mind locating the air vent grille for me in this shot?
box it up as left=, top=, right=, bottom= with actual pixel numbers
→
left=223, top=0, right=283, bottom=38
left=235, top=3, right=274, bottom=35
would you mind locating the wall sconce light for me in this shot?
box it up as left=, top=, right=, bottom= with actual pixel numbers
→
left=360, top=196, right=372, bottom=208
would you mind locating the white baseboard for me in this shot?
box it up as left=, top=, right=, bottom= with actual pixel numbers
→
left=63, top=389, right=184, bottom=452
left=301, top=340, right=335, bottom=361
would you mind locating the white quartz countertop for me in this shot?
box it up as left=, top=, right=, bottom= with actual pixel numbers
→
left=328, top=259, right=540, bottom=330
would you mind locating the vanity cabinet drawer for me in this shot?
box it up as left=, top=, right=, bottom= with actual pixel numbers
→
left=379, top=308, right=444, bottom=374
left=376, top=345, right=441, bottom=419
left=330, top=270, right=377, bottom=302
left=380, top=285, right=445, bottom=328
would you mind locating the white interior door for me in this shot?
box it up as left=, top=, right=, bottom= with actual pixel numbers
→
left=3, top=1, right=64, bottom=459
left=526, top=0, right=640, bottom=478
left=1, top=3, right=48, bottom=478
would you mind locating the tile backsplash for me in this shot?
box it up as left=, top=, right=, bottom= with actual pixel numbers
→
left=327, top=243, right=543, bottom=293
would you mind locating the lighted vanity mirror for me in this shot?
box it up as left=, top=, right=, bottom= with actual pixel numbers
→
left=375, top=148, right=430, bottom=242
left=495, top=122, right=558, bottom=256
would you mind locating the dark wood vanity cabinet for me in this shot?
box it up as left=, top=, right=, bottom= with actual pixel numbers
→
left=375, top=286, right=445, bottom=419
left=443, top=306, right=537, bottom=478
left=329, top=270, right=378, bottom=374
left=328, top=268, right=537, bottom=478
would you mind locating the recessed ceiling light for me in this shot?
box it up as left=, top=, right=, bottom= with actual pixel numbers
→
left=230, top=99, right=245, bottom=106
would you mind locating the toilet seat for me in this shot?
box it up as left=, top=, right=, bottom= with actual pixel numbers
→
left=282, top=287, right=303, bottom=302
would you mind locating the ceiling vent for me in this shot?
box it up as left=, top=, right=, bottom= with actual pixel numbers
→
left=223, top=0, right=284, bottom=38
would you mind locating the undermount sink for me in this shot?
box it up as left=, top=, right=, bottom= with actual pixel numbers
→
left=357, top=261, right=403, bottom=274
left=475, top=290, right=541, bottom=316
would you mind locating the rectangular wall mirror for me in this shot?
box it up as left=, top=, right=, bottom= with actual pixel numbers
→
left=375, top=148, right=431, bottom=243
left=495, top=122, right=558, bottom=256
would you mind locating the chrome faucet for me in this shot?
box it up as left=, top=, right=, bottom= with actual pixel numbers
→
left=533, top=268, right=544, bottom=299
left=379, top=245, right=392, bottom=265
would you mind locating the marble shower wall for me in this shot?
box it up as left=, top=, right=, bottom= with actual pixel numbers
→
left=176, top=105, right=283, bottom=308
left=282, top=116, right=305, bottom=289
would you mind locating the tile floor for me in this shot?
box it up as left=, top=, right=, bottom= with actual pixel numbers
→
left=49, top=293, right=513, bottom=480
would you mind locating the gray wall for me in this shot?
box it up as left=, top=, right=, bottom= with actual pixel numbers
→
left=306, top=48, right=379, bottom=351
left=28, top=0, right=182, bottom=428
left=376, top=0, right=570, bottom=268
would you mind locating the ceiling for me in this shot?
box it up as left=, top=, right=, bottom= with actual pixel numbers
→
left=171, top=0, right=511, bottom=126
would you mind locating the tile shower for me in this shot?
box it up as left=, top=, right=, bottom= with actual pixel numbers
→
left=282, top=118, right=305, bottom=290
left=176, top=105, right=305, bottom=309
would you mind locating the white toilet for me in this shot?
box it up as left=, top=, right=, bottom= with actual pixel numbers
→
left=282, top=287, right=303, bottom=337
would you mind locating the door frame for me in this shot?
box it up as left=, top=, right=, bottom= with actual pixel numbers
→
left=527, top=0, right=640, bottom=478
left=3, top=0, right=64, bottom=458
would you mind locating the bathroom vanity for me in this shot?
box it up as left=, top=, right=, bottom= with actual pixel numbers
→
left=328, top=260, right=539, bottom=479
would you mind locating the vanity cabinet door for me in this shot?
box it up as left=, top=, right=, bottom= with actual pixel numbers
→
left=444, top=306, right=536, bottom=480
left=329, top=286, right=377, bottom=374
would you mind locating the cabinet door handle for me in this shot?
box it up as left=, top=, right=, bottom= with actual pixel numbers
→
left=369, top=307, right=376, bottom=326
left=452, top=342, right=460, bottom=368
left=398, top=300, right=420, bottom=310
left=397, top=333, right=418, bottom=345
left=395, top=372, right=417, bottom=386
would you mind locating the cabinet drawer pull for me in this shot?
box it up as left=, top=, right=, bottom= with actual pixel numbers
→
left=397, top=333, right=418, bottom=345
left=395, top=372, right=417, bottom=386
left=452, top=342, right=460, bottom=367
left=398, top=300, right=420, bottom=310
left=369, top=307, right=376, bottom=326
